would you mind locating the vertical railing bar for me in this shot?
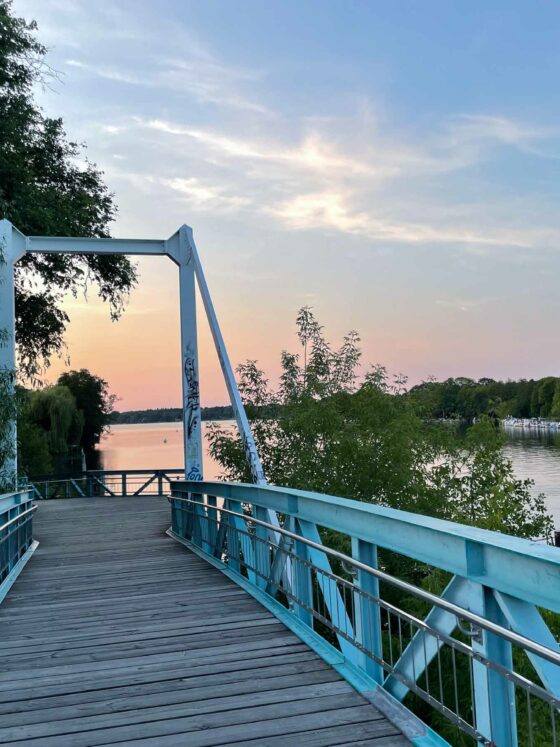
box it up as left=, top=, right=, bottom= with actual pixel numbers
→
left=451, top=645, right=460, bottom=722
left=436, top=638, right=444, bottom=708
left=422, top=630, right=430, bottom=698
left=468, top=655, right=476, bottom=732
left=486, top=663, right=493, bottom=744
left=410, top=620, right=416, bottom=686
left=388, top=610, right=394, bottom=667
left=527, top=689, right=534, bottom=747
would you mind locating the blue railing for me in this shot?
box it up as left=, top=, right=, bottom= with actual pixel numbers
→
left=170, top=480, right=560, bottom=747
left=0, top=489, right=37, bottom=604
left=25, top=468, right=183, bottom=499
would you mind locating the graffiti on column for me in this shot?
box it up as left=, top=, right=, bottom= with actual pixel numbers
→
left=184, top=343, right=202, bottom=480
left=187, top=465, right=202, bottom=480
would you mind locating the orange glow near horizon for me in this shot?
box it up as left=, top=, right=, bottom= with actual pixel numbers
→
left=42, top=256, right=290, bottom=411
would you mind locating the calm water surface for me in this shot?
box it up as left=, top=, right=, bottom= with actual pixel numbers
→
left=98, top=421, right=233, bottom=481
left=502, top=427, right=560, bottom=526
left=99, top=422, right=560, bottom=526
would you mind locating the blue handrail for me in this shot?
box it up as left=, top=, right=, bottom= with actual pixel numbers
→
left=0, top=489, right=38, bottom=604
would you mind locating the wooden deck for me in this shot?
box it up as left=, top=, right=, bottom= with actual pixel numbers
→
left=0, top=496, right=410, bottom=746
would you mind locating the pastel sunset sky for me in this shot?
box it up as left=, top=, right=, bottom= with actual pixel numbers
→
left=14, top=0, right=560, bottom=409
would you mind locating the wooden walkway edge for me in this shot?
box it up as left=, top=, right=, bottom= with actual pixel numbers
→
left=0, top=497, right=410, bottom=746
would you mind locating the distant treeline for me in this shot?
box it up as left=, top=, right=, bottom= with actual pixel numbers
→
left=110, top=406, right=234, bottom=424
left=408, top=377, right=560, bottom=421
left=112, top=377, right=560, bottom=426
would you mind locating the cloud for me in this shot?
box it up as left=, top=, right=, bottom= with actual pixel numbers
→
left=435, top=297, right=499, bottom=313
left=268, top=191, right=535, bottom=247
left=64, top=45, right=270, bottom=115
left=66, top=59, right=144, bottom=86
left=164, top=177, right=252, bottom=211
left=141, top=119, right=380, bottom=177
left=446, top=114, right=560, bottom=160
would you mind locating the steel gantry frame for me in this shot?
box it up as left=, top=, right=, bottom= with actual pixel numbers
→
left=0, top=220, right=265, bottom=489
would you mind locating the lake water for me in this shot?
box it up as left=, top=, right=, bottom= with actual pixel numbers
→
left=99, top=421, right=560, bottom=527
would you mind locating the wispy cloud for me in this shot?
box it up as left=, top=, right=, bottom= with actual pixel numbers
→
left=140, top=119, right=380, bottom=177
left=164, top=177, right=252, bottom=211
left=268, top=191, right=535, bottom=247
left=435, top=296, right=499, bottom=313
left=64, top=48, right=270, bottom=115
left=66, top=59, right=144, bottom=86
left=445, top=114, right=560, bottom=160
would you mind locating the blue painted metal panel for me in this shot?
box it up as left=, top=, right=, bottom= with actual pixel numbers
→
left=297, top=519, right=358, bottom=663
left=384, top=575, right=472, bottom=701
left=352, top=538, right=384, bottom=684
left=495, top=590, right=560, bottom=698
left=470, top=585, right=517, bottom=747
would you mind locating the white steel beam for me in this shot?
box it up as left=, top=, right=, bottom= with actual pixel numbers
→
left=177, top=226, right=203, bottom=480
left=26, top=235, right=168, bottom=256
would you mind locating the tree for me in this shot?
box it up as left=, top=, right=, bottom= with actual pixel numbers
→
left=0, top=1, right=137, bottom=379
left=57, top=369, right=115, bottom=459
left=18, top=384, right=83, bottom=475
left=207, top=307, right=552, bottom=539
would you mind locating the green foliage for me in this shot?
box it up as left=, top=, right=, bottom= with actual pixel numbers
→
left=207, top=307, right=553, bottom=541
left=409, top=375, right=560, bottom=422
left=57, top=369, right=114, bottom=457
left=16, top=399, right=51, bottom=476
left=0, top=1, right=137, bottom=378
left=17, top=384, right=83, bottom=476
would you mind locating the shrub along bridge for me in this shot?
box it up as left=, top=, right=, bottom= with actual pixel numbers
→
left=1, top=222, right=560, bottom=745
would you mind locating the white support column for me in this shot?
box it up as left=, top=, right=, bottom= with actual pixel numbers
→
left=0, top=221, right=20, bottom=487
left=178, top=226, right=203, bottom=480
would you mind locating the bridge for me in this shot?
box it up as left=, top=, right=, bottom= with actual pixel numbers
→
left=1, top=222, right=560, bottom=745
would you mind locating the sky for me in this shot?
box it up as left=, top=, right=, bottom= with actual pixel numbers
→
left=12, top=0, right=560, bottom=409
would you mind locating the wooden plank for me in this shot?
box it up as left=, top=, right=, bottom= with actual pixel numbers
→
left=2, top=699, right=378, bottom=747
left=0, top=496, right=410, bottom=746
left=0, top=661, right=337, bottom=724
left=234, top=723, right=410, bottom=747
left=0, top=647, right=314, bottom=704
left=0, top=634, right=301, bottom=686
left=0, top=681, right=360, bottom=741
left=0, top=610, right=274, bottom=650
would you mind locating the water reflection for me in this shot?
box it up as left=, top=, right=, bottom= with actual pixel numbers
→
left=98, top=421, right=233, bottom=481
left=502, top=426, right=560, bottom=526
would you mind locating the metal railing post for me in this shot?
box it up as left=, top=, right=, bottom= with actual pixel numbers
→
left=292, top=518, right=313, bottom=627
left=469, top=584, right=518, bottom=746
left=254, top=505, right=270, bottom=590
left=121, top=473, right=127, bottom=497
left=352, top=538, right=384, bottom=684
